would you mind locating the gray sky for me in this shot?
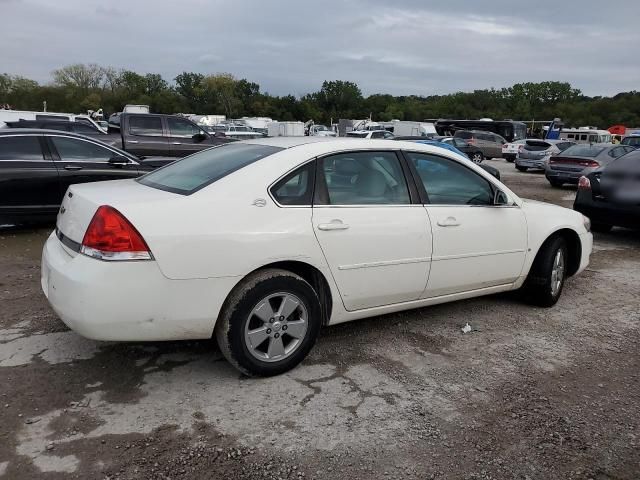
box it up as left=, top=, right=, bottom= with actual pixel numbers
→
left=2, top=0, right=638, bottom=97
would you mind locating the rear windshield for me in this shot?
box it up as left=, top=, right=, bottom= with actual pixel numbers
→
left=622, top=136, right=640, bottom=147
left=561, top=144, right=605, bottom=158
left=524, top=140, right=551, bottom=151
left=137, top=143, right=283, bottom=195
left=346, top=132, right=368, bottom=138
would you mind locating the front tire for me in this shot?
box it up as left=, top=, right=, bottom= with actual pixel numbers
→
left=215, top=269, right=321, bottom=377
left=470, top=152, right=484, bottom=163
left=520, top=237, right=568, bottom=307
left=548, top=179, right=563, bottom=188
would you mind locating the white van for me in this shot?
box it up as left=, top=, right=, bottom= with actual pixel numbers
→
left=560, top=128, right=612, bottom=144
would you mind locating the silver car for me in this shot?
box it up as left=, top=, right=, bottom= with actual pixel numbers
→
left=516, top=140, right=574, bottom=171
left=545, top=143, right=636, bottom=187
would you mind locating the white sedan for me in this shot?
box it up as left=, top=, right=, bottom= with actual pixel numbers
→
left=41, top=138, right=593, bottom=376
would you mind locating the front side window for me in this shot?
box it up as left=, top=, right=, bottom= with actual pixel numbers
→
left=271, top=162, right=314, bottom=205
left=0, top=136, right=44, bottom=160
left=129, top=116, right=163, bottom=136
left=138, top=143, right=283, bottom=195
left=51, top=137, right=113, bottom=162
left=407, top=152, right=493, bottom=205
left=319, top=151, right=410, bottom=205
left=168, top=118, right=201, bottom=137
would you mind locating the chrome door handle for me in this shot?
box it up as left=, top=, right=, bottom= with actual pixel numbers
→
left=63, top=165, right=83, bottom=171
left=128, top=140, right=139, bottom=144
left=317, top=221, right=350, bottom=231
left=437, top=217, right=460, bottom=227
left=172, top=142, right=182, bottom=145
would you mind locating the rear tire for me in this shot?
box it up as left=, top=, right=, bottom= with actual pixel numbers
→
left=215, top=269, right=321, bottom=377
left=548, top=179, right=563, bottom=188
left=516, top=166, right=528, bottom=172
left=506, top=156, right=515, bottom=163
left=520, top=237, right=568, bottom=308
left=591, top=222, right=613, bottom=233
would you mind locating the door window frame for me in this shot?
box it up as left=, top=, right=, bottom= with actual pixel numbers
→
left=0, top=134, right=52, bottom=162
left=401, top=150, right=513, bottom=208
left=313, top=149, right=421, bottom=207
left=46, top=134, right=139, bottom=164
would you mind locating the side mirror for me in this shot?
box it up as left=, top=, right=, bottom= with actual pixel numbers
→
left=494, top=189, right=510, bottom=206
left=108, top=156, right=130, bottom=166
left=192, top=132, right=207, bottom=142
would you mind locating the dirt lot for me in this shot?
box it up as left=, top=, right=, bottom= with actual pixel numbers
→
left=1, top=161, right=639, bottom=480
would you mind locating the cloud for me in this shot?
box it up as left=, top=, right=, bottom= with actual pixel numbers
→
left=0, top=0, right=638, bottom=97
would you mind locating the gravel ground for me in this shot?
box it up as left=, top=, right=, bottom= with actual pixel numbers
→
left=0, top=160, right=638, bottom=479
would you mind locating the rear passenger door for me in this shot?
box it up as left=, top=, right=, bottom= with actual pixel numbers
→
left=124, top=115, right=169, bottom=157
left=48, top=135, right=140, bottom=196
left=0, top=134, right=61, bottom=216
left=312, top=150, right=432, bottom=311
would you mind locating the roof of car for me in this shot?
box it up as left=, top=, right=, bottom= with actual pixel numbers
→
left=0, top=128, right=91, bottom=136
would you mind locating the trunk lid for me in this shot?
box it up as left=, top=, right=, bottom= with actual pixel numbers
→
left=56, top=179, right=179, bottom=245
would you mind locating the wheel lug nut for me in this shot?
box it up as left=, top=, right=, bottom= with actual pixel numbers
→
left=274, top=333, right=280, bottom=339
left=266, top=329, right=272, bottom=334
left=269, top=318, right=275, bottom=323
left=279, top=316, right=284, bottom=321
left=282, top=325, right=288, bottom=331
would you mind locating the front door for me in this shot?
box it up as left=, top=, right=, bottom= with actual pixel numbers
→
left=312, top=150, right=432, bottom=311
left=405, top=151, right=527, bottom=297
left=167, top=117, right=209, bottom=157
left=48, top=135, right=140, bottom=196
left=0, top=134, right=61, bottom=218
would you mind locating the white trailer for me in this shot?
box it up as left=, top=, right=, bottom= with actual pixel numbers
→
left=391, top=121, right=437, bottom=137
left=267, top=121, right=305, bottom=137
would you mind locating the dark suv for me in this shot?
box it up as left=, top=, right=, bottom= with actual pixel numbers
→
left=453, top=130, right=507, bottom=160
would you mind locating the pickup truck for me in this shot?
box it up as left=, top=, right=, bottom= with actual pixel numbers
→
left=108, top=113, right=235, bottom=157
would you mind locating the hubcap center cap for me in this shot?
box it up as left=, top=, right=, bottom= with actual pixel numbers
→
left=273, top=321, right=282, bottom=332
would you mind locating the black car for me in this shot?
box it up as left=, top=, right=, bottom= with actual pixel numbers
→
left=4, top=119, right=122, bottom=148
left=0, top=129, right=174, bottom=225
left=574, top=150, right=640, bottom=232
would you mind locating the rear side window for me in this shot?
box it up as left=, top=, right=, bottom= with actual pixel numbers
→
left=271, top=162, right=315, bottom=206
left=138, top=143, right=283, bottom=195
left=455, top=131, right=473, bottom=140
left=0, top=136, right=44, bottom=160
left=129, top=116, right=164, bottom=136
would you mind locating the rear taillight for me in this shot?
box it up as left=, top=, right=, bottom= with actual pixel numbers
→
left=578, top=176, right=591, bottom=190
left=81, top=206, right=152, bottom=261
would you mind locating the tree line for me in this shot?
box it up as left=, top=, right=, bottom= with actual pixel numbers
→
left=1, top=63, right=639, bottom=129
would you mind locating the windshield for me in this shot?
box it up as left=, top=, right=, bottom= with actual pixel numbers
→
left=137, top=143, right=283, bottom=195
left=561, top=144, right=606, bottom=158
left=315, top=125, right=329, bottom=131
left=622, top=136, right=640, bottom=147
left=346, top=132, right=368, bottom=138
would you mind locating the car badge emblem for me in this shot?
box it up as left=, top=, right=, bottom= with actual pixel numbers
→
left=60, top=206, right=66, bottom=214
left=252, top=198, right=267, bottom=207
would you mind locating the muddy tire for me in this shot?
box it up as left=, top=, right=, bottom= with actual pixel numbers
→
left=215, top=269, right=321, bottom=377
left=520, top=236, right=568, bottom=308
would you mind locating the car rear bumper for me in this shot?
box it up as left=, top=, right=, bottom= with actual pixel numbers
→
left=516, top=157, right=547, bottom=169
left=574, top=192, right=640, bottom=229
left=41, top=232, right=240, bottom=341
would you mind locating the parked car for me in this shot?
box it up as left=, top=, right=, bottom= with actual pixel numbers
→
left=545, top=143, right=635, bottom=187
left=42, top=138, right=592, bottom=376
left=394, top=137, right=500, bottom=179
left=0, top=129, right=174, bottom=225
left=574, top=150, right=640, bottom=232
left=502, top=139, right=527, bottom=162
left=346, top=130, right=395, bottom=139
left=3, top=119, right=121, bottom=147
left=515, top=139, right=575, bottom=172
left=453, top=130, right=507, bottom=160
left=108, top=113, right=235, bottom=157
left=215, top=123, right=265, bottom=140
left=396, top=136, right=485, bottom=164
left=308, top=125, right=336, bottom=137
left=621, top=135, right=640, bottom=148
